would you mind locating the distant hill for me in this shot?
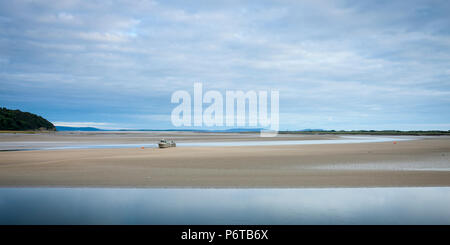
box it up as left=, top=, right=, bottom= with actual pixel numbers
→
left=298, top=129, right=325, bottom=131
left=223, top=128, right=265, bottom=132
left=0, top=107, right=55, bottom=131
left=55, top=126, right=103, bottom=131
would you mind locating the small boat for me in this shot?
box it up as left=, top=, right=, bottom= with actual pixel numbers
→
left=158, top=139, right=176, bottom=148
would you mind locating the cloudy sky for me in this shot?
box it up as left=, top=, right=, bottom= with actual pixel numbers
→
left=1, top=0, right=449, bottom=130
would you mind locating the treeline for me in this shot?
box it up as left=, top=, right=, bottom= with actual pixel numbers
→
left=0, top=107, right=55, bottom=131
left=279, top=130, right=450, bottom=136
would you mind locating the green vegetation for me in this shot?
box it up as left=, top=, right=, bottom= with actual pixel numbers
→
left=279, top=130, right=450, bottom=136
left=0, top=107, right=55, bottom=131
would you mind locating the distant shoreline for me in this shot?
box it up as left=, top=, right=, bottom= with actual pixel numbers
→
left=1, top=129, right=450, bottom=136
left=278, top=130, right=450, bottom=136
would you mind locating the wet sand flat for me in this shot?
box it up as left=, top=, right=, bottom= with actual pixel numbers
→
left=0, top=133, right=449, bottom=188
left=0, top=131, right=340, bottom=150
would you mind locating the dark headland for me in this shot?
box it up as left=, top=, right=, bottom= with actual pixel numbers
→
left=0, top=107, right=55, bottom=131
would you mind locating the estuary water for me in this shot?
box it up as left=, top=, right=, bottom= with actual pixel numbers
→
left=0, top=136, right=413, bottom=151
left=0, top=187, right=449, bottom=225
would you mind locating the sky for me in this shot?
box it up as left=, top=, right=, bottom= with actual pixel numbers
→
left=1, top=0, right=450, bottom=130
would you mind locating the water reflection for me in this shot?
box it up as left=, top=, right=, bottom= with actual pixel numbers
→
left=0, top=136, right=413, bottom=151
left=0, top=187, right=449, bottom=225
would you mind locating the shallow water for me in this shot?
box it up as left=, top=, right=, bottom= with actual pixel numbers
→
left=0, top=136, right=413, bottom=151
left=1, top=187, right=449, bottom=225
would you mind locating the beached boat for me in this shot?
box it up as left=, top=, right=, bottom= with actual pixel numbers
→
left=158, top=139, right=176, bottom=148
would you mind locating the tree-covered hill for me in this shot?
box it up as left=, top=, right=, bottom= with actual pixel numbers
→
left=0, top=107, right=55, bottom=131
